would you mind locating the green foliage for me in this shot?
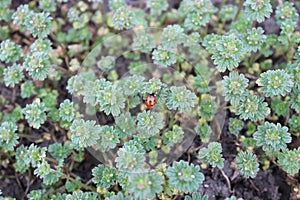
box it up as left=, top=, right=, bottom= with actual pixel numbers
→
left=271, top=97, right=289, bottom=117
left=162, top=125, right=184, bottom=147
left=48, top=142, right=73, bottom=161
left=65, top=191, right=99, bottom=200
left=137, top=110, right=164, bottom=137
left=243, top=27, right=266, bottom=53
left=199, top=95, right=216, bottom=120
left=185, top=192, right=208, bottom=200
left=219, top=5, right=237, bottom=22
left=115, top=141, right=146, bottom=172
left=105, top=192, right=133, bottom=200
left=160, top=25, right=184, bottom=49
left=257, top=69, right=294, bottom=97
left=275, top=2, right=299, bottom=28
left=236, top=93, right=270, bottom=121
left=166, top=160, right=205, bottom=193
left=253, top=122, right=291, bottom=153
left=115, top=112, right=136, bottom=139
left=211, top=33, right=244, bottom=72
left=278, top=147, right=300, bottom=176
left=92, top=164, right=118, bottom=188
left=192, top=74, right=211, bottom=93
left=3, top=64, right=24, bottom=87
left=236, top=151, right=259, bottom=178
left=0, top=121, right=19, bottom=151
left=119, top=75, right=144, bottom=96
left=229, top=118, right=243, bottom=136
left=25, top=12, right=52, bottom=38
left=14, top=144, right=47, bottom=174
left=222, top=71, right=249, bottom=106
left=288, top=115, right=300, bottom=134
left=195, top=123, right=212, bottom=143
left=244, top=0, right=272, bottom=23
left=109, top=0, right=127, bottom=12
left=225, top=196, right=244, bottom=200
left=147, top=0, right=168, bottom=16
left=21, top=80, right=36, bottom=98
left=152, top=46, right=177, bottom=67
left=39, top=0, right=56, bottom=12
left=96, top=84, right=126, bottom=117
left=23, top=52, right=51, bottom=80
left=23, top=99, right=47, bottom=129
left=59, top=99, right=75, bottom=122
left=132, top=30, right=155, bottom=53
left=98, top=125, right=120, bottom=151
left=97, top=56, right=115, bottom=72
left=2, top=0, right=300, bottom=198
left=179, top=0, right=216, bottom=30
left=70, top=119, right=101, bottom=148
left=27, top=189, right=47, bottom=200
left=166, top=86, right=197, bottom=113
left=127, top=170, right=164, bottom=199
left=31, top=39, right=52, bottom=53
left=112, top=6, right=136, bottom=30
left=12, top=4, right=32, bottom=28
left=290, top=89, right=300, bottom=113
left=0, top=40, right=22, bottom=63
left=198, top=142, right=224, bottom=169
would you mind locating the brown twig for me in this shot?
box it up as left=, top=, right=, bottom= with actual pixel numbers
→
left=220, top=169, right=233, bottom=194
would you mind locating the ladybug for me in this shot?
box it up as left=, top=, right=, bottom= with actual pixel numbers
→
left=145, top=94, right=156, bottom=109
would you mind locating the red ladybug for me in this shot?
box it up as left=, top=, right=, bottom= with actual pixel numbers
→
left=145, top=94, right=156, bottom=108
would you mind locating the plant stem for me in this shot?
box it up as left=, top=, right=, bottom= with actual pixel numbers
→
left=18, top=133, right=41, bottom=139
left=61, top=173, right=96, bottom=192
left=234, top=0, right=245, bottom=22
left=45, top=157, right=58, bottom=164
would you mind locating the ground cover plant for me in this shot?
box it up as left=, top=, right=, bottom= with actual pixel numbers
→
left=0, top=0, right=300, bottom=199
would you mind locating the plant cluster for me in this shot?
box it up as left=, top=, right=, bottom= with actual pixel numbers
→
left=0, top=0, right=300, bottom=199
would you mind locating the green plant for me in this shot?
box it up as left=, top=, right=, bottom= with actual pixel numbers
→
left=257, top=69, right=294, bottom=97
left=253, top=122, right=291, bottom=154
left=222, top=71, right=249, bottom=106
left=198, top=142, right=224, bottom=169
left=243, top=27, right=266, bottom=53
left=244, top=0, right=272, bottom=23
left=166, top=160, right=205, bottom=193
left=70, top=119, right=101, bottom=148
left=211, top=33, right=244, bottom=72
left=229, top=118, right=243, bottom=136
left=22, top=99, right=48, bottom=129
left=147, top=0, right=168, bottom=16
left=271, top=97, right=289, bottom=117
left=0, top=121, right=19, bottom=151
left=1, top=0, right=300, bottom=199
left=0, top=40, right=22, bottom=63
left=59, top=99, right=75, bottom=122
left=23, top=52, right=51, bottom=80
left=195, top=123, right=212, bottom=143
left=152, top=46, right=177, bottom=67
left=21, top=80, right=36, bottom=98
left=277, top=147, right=300, bottom=176
left=235, top=151, right=259, bottom=178
left=3, top=64, right=24, bottom=87
left=112, top=6, right=136, bottom=30
left=185, top=192, right=208, bottom=200
left=166, top=86, right=197, bottom=113
left=92, top=164, right=118, bottom=188
left=127, top=170, right=164, bottom=199
left=236, top=93, right=270, bottom=121
left=288, top=115, right=300, bottom=135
